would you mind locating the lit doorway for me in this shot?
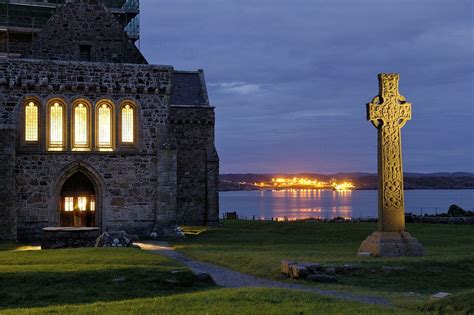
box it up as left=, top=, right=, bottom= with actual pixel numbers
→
left=60, top=172, right=97, bottom=227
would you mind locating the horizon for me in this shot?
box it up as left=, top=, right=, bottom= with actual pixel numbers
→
left=219, top=171, right=474, bottom=175
left=140, top=0, right=474, bottom=174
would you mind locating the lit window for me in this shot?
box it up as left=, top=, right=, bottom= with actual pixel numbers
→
left=97, top=103, right=112, bottom=150
left=64, top=197, right=74, bottom=212
left=90, top=196, right=96, bottom=212
left=73, top=103, right=89, bottom=150
left=121, top=104, right=134, bottom=143
left=25, top=101, right=39, bottom=142
left=49, top=102, right=64, bottom=151
left=78, top=196, right=87, bottom=211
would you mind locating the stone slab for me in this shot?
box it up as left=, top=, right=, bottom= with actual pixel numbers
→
left=41, top=227, right=100, bottom=249
left=358, top=231, right=424, bottom=257
left=431, top=292, right=450, bottom=300
left=280, top=260, right=295, bottom=275
left=289, top=264, right=308, bottom=279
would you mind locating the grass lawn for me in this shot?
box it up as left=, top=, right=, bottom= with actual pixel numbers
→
left=0, top=246, right=209, bottom=310
left=0, top=244, right=406, bottom=314
left=1, top=222, right=472, bottom=314
left=2, top=288, right=408, bottom=315
left=172, top=220, right=474, bottom=310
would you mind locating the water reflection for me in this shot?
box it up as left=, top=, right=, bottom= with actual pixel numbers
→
left=220, top=189, right=473, bottom=220
left=233, top=189, right=354, bottom=220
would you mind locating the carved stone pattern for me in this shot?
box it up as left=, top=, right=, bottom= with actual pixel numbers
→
left=367, top=73, right=412, bottom=217
left=381, top=122, right=403, bottom=209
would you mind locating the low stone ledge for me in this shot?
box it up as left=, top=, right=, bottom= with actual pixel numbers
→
left=41, top=227, right=100, bottom=249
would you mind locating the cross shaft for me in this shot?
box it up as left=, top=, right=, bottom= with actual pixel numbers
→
left=367, top=73, right=411, bottom=232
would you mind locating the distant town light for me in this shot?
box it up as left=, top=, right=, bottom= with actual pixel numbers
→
left=255, top=177, right=355, bottom=190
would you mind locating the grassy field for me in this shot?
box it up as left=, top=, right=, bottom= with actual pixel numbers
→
left=0, top=246, right=209, bottom=310
left=2, top=288, right=410, bottom=315
left=1, top=221, right=472, bottom=314
left=0, top=244, right=405, bottom=314
left=173, top=220, right=474, bottom=310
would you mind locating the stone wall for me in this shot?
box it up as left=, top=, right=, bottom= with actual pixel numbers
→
left=0, top=59, right=171, bottom=151
left=0, top=58, right=172, bottom=240
left=21, top=1, right=146, bottom=64
left=0, top=58, right=219, bottom=240
left=0, top=127, right=17, bottom=240
left=15, top=153, right=157, bottom=240
left=41, top=227, right=101, bottom=249
left=170, top=106, right=219, bottom=225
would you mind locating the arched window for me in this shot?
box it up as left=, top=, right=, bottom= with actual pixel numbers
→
left=72, top=101, right=90, bottom=151
left=96, top=102, right=113, bottom=151
left=48, top=100, right=65, bottom=151
left=24, top=100, right=39, bottom=143
left=121, top=104, right=134, bottom=144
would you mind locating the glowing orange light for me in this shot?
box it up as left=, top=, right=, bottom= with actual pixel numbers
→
left=90, top=196, right=96, bottom=212
left=333, top=182, right=355, bottom=191
left=64, top=197, right=74, bottom=212
left=25, top=101, right=38, bottom=142
left=78, top=197, right=87, bottom=211
left=256, top=177, right=355, bottom=190
left=49, top=102, right=63, bottom=150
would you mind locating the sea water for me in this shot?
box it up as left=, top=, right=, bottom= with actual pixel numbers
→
left=219, top=189, right=474, bottom=220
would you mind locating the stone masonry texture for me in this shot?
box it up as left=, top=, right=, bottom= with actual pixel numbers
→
left=0, top=0, right=219, bottom=241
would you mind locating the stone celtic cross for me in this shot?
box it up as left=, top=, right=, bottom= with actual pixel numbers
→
left=367, top=73, right=411, bottom=232
left=358, top=73, right=423, bottom=257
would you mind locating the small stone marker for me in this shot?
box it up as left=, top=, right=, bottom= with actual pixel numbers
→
left=431, top=292, right=450, bottom=300
left=358, top=73, right=424, bottom=257
left=112, top=277, right=127, bottom=283
left=280, top=260, right=295, bottom=275
left=289, top=264, right=308, bottom=279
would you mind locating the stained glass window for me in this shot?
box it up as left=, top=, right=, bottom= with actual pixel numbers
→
left=121, top=104, right=134, bottom=143
left=98, top=103, right=112, bottom=149
left=25, top=101, right=38, bottom=142
left=74, top=103, right=88, bottom=149
left=64, top=197, right=74, bottom=212
left=49, top=102, right=64, bottom=150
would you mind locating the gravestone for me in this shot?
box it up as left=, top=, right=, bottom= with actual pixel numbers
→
left=358, top=73, right=424, bottom=257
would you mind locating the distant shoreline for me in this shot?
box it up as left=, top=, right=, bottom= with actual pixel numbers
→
left=219, top=172, right=474, bottom=191
left=219, top=187, right=474, bottom=192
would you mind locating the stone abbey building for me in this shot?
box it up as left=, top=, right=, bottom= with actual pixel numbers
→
left=0, top=0, right=219, bottom=241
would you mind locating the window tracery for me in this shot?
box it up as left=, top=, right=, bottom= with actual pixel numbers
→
left=25, top=101, right=39, bottom=142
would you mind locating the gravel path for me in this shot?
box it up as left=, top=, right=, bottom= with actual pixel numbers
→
left=136, top=241, right=391, bottom=306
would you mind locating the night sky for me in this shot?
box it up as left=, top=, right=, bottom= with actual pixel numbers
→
left=140, top=0, right=473, bottom=174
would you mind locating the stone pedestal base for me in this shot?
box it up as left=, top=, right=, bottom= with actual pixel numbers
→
left=358, top=231, right=424, bottom=257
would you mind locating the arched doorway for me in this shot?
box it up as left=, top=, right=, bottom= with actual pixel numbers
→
left=60, top=172, right=97, bottom=227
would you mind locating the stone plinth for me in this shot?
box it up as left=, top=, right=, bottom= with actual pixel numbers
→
left=41, top=227, right=100, bottom=249
left=358, top=232, right=424, bottom=257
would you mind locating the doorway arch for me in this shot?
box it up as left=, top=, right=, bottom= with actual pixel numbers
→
left=60, top=172, right=96, bottom=227
left=52, top=162, right=104, bottom=230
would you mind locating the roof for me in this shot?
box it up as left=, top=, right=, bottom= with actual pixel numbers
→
left=21, top=0, right=146, bottom=64
left=170, top=71, right=209, bottom=106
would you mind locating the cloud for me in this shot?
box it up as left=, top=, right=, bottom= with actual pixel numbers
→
left=290, top=109, right=349, bottom=119
left=140, top=0, right=474, bottom=173
left=209, top=82, right=263, bottom=95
